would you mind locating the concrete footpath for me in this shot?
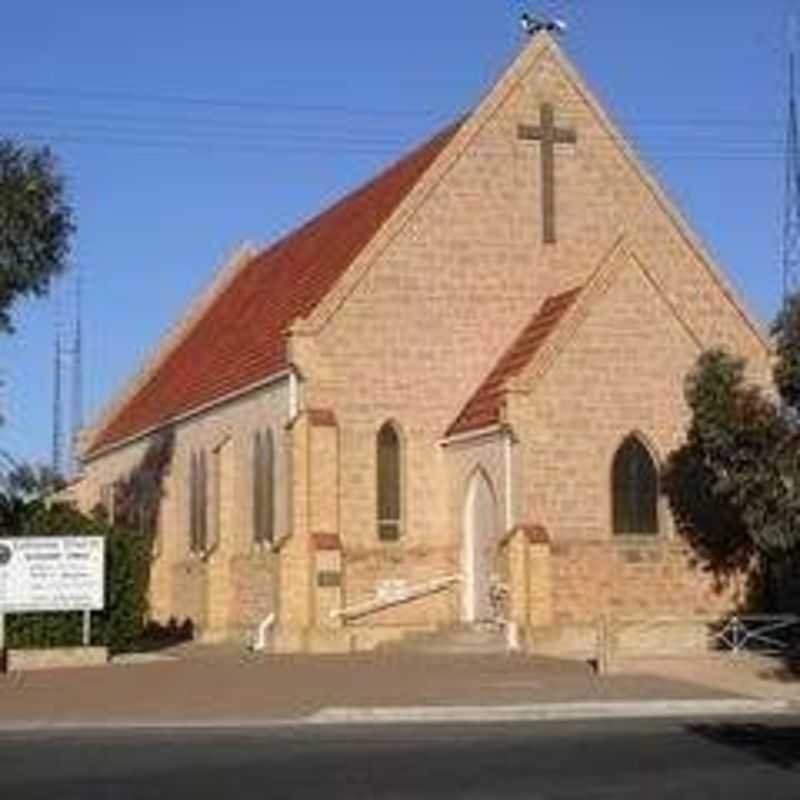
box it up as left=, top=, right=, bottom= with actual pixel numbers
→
left=0, top=646, right=795, bottom=730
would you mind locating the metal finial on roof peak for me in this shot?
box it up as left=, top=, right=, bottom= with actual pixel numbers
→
left=520, top=12, right=567, bottom=37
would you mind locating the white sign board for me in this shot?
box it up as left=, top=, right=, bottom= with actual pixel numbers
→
left=0, top=537, right=105, bottom=613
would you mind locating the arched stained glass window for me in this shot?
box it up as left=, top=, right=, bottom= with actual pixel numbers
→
left=253, top=429, right=275, bottom=544
left=377, top=422, right=402, bottom=541
left=612, top=435, right=659, bottom=535
left=253, top=433, right=263, bottom=541
left=189, top=450, right=209, bottom=552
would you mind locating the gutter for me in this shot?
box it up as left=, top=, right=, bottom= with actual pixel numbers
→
left=438, top=423, right=504, bottom=448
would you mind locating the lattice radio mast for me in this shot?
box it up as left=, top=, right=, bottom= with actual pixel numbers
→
left=69, top=273, right=84, bottom=477
left=51, top=322, right=64, bottom=476
left=51, top=271, right=85, bottom=479
left=784, top=50, right=800, bottom=302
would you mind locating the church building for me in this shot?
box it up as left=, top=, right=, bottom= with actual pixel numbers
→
left=75, top=33, right=771, bottom=653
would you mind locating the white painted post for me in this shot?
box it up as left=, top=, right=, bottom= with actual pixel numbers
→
left=82, top=609, right=91, bottom=647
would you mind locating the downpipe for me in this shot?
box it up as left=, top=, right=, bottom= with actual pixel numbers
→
left=250, top=612, right=276, bottom=652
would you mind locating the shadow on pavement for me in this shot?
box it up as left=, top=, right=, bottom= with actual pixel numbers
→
left=687, top=722, right=800, bottom=771
left=757, top=651, right=800, bottom=683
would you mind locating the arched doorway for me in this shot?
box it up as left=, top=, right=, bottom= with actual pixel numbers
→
left=462, top=469, right=496, bottom=623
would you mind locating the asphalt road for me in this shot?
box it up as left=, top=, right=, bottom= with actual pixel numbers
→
left=1, top=716, right=799, bottom=799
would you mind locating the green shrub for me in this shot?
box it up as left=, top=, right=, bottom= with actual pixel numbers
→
left=3, top=501, right=152, bottom=654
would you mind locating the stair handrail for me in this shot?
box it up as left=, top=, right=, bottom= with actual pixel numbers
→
left=330, top=573, right=462, bottom=622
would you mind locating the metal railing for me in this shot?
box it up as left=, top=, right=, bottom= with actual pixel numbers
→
left=330, top=574, right=461, bottom=622
left=590, top=614, right=800, bottom=672
left=713, top=614, right=800, bottom=655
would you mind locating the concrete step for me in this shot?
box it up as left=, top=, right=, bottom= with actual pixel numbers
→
left=380, top=624, right=509, bottom=655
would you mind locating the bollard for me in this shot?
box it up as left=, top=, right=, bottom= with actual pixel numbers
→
left=596, top=614, right=613, bottom=675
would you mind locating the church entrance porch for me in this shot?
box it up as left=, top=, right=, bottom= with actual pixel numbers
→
left=462, top=470, right=496, bottom=623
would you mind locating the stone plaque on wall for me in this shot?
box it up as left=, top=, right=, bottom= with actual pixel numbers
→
left=317, top=570, right=341, bottom=588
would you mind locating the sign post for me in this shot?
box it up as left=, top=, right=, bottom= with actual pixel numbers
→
left=0, top=540, right=10, bottom=653
left=82, top=609, right=91, bottom=647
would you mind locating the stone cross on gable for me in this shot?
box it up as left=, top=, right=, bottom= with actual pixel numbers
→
left=518, top=103, right=577, bottom=244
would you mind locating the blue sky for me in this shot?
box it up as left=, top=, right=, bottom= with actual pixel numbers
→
left=0, top=1, right=795, bottom=466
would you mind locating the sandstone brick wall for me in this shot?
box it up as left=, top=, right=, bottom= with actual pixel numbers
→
left=288, top=37, right=769, bottom=632
left=169, top=559, right=208, bottom=630
left=277, top=414, right=313, bottom=631
left=75, top=438, right=150, bottom=516
left=513, top=249, right=700, bottom=543
left=79, top=379, right=291, bottom=640
left=228, top=554, right=277, bottom=640
left=508, top=245, right=760, bottom=626
left=205, top=436, right=235, bottom=640
left=498, top=530, right=554, bottom=628
left=329, top=431, right=509, bottom=629
left=550, top=539, right=741, bottom=624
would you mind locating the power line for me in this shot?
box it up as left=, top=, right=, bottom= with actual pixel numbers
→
left=14, top=131, right=404, bottom=157
left=0, top=106, right=417, bottom=140
left=0, top=91, right=792, bottom=161
left=0, top=116, right=793, bottom=159
left=0, top=81, right=789, bottom=129
left=622, top=118, right=786, bottom=129
left=0, top=108, right=790, bottom=150
left=0, top=83, right=440, bottom=118
left=0, top=103, right=790, bottom=136
left=4, top=130, right=791, bottom=162
left=0, top=119, right=416, bottom=149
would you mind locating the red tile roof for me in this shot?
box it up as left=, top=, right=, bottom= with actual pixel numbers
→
left=89, top=121, right=462, bottom=455
left=446, top=287, right=582, bottom=436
